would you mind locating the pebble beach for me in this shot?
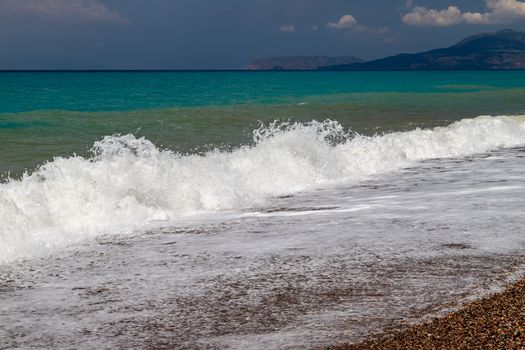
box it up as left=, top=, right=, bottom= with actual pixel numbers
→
left=335, top=278, right=525, bottom=349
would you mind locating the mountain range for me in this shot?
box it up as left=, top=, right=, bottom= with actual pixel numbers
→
left=248, top=30, right=525, bottom=71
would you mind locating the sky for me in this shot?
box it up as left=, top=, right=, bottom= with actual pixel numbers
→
left=1, top=0, right=525, bottom=69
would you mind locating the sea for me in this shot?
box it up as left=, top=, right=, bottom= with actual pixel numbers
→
left=1, top=71, right=525, bottom=349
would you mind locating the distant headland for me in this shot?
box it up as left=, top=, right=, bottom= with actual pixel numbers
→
left=246, top=55, right=363, bottom=70
left=248, top=30, right=525, bottom=71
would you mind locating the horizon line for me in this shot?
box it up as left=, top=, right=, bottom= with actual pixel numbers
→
left=1, top=69, right=525, bottom=72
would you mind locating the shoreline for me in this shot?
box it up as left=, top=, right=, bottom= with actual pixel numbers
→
left=332, top=277, right=525, bottom=349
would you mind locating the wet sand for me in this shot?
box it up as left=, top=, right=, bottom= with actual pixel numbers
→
left=333, top=277, right=525, bottom=350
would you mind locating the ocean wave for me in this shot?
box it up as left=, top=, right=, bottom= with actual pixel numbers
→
left=1, top=115, right=525, bottom=263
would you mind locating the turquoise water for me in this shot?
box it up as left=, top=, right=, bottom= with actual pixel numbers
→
left=1, top=71, right=525, bottom=113
left=1, top=71, right=525, bottom=176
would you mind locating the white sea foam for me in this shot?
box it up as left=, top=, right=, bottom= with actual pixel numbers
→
left=1, top=115, right=525, bottom=263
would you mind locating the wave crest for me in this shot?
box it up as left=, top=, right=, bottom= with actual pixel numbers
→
left=1, top=115, right=525, bottom=263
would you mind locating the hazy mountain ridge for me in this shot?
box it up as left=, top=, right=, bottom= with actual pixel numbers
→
left=321, top=30, right=525, bottom=71
left=246, top=55, right=362, bottom=70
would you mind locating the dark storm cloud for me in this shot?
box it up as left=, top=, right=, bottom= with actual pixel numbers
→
left=1, top=0, right=524, bottom=69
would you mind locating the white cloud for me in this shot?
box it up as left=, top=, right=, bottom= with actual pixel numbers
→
left=0, top=0, right=127, bottom=25
left=469, top=0, right=525, bottom=23
left=402, top=6, right=463, bottom=26
left=403, top=0, right=525, bottom=26
left=327, top=14, right=357, bottom=29
left=279, top=24, right=296, bottom=32
left=326, top=13, right=390, bottom=37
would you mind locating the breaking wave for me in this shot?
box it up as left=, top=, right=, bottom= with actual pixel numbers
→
left=1, top=115, right=525, bottom=263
